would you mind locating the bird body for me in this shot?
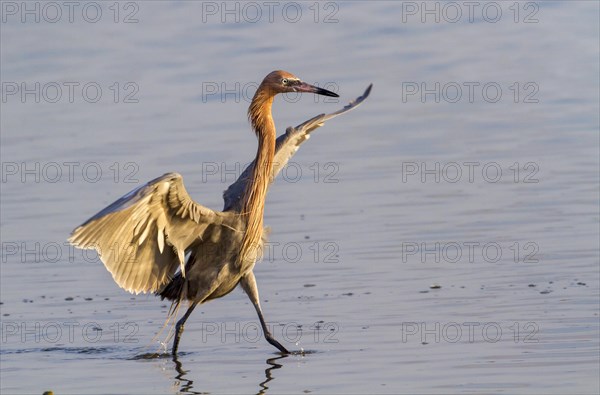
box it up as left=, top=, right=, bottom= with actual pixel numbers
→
left=69, top=70, right=372, bottom=354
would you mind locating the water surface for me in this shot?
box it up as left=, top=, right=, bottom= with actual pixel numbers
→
left=1, top=1, right=599, bottom=394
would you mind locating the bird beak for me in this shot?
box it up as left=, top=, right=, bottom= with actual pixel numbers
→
left=294, top=82, right=339, bottom=97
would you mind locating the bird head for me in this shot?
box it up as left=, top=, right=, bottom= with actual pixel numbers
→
left=260, top=70, right=339, bottom=97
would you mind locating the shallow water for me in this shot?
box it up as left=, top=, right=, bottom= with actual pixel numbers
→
left=1, top=1, right=599, bottom=394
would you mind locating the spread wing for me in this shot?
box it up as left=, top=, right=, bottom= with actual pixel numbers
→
left=223, top=84, right=372, bottom=211
left=69, top=172, right=238, bottom=294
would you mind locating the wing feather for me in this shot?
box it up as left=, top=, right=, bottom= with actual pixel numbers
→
left=69, top=172, right=239, bottom=294
left=223, top=84, right=372, bottom=211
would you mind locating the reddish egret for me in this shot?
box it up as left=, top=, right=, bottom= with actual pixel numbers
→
left=69, top=70, right=372, bottom=355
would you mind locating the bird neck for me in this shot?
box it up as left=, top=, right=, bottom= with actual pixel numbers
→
left=240, top=88, right=276, bottom=264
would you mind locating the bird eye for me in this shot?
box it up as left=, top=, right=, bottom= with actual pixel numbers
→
left=282, top=78, right=288, bottom=85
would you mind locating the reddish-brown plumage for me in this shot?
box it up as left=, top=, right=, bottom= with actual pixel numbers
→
left=240, top=71, right=298, bottom=266
left=69, top=69, right=352, bottom=355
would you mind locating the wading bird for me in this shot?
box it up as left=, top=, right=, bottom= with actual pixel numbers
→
left=69, top=71, right=371, bottom=355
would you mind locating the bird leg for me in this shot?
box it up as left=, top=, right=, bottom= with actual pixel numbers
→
left=241, top=272, right=290, bottom=354
left=172, top=301, right=198, bottom=356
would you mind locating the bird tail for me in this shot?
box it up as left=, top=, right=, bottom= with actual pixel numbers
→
left=158, top=274, right=185, bottom=301
left=158, top=274, right=187, bottom=325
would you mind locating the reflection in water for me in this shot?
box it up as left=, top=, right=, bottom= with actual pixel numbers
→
left=170, top=353, right=289, bottom=395
left=257, top=355, right=287, bottom=395
left=172, top=354, right=205, bottom=395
